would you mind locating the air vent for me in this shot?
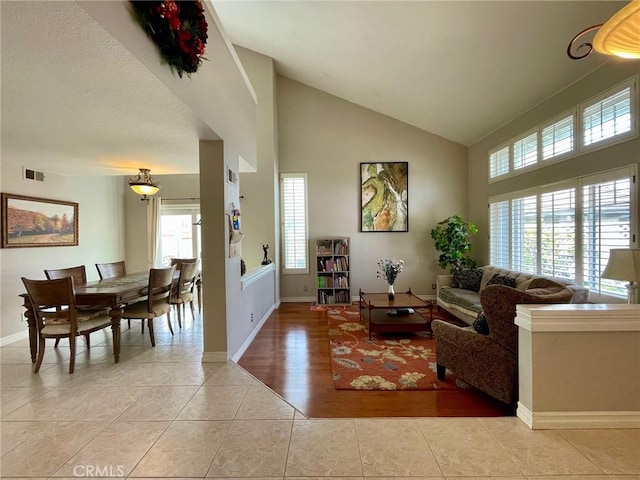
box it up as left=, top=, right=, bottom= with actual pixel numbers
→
left=23, top=167, right=44, bottom=182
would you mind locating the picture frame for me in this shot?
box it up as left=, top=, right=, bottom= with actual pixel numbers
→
left=360, top=162, right=408, bottom=232
left=1, top=193, right=78, bottom=248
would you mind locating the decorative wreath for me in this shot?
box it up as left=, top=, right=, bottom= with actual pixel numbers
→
left=130, top=1, right=208, bottom=78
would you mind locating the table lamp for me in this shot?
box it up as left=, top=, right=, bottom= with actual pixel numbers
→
left=601, top=248, right=640, bottom=304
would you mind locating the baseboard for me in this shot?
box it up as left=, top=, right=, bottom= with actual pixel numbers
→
left=517, top=402, right=640, bottom=429
left=201, top=351, right=228, bottom=363
left=281, top=296, right=315, bottom=303
left=0, top=330, right=29, bottom=347
left=230, top=304, right=276, bottom=362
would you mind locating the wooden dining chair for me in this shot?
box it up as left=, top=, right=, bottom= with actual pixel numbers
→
left=170, top=257, right=198, bottom=270
left=170, top=261, right=199, bottom=328
left=44, top=265, right=107, bottom=347
left=44, top=265, right=87, bottom=284
left=121, top=265, right=176, bottom=347
left=95, top=260, right=126, bottom=279
left=171, top=258, right=201, bottom=312
left=21, top=277, right=116, bottom=374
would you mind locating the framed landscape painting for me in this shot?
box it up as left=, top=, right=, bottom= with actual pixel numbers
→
left=360, top=162, right=408, bottom=232
left=1, top=193, right=78, bottom=248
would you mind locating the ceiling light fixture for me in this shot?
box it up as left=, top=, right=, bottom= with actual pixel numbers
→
left=567, top=0, right=640, bottom=60
left=128, top=168, right=160, bottom=201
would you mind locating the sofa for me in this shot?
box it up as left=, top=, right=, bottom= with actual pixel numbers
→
left=432, top=283, right=575, bottom=405
left=436, top=265, right=589, bottom=326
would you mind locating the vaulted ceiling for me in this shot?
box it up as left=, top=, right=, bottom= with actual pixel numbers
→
left=1, top=1, right=627, bottom=176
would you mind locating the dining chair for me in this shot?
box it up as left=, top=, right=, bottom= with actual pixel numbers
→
left=95, top=260, right=126, bottom=279
left=44, top=265, right=107, bottom=347
left=121, top=265, right=176, bottom=347
left=21, top=276, right=116, bottom=374
left=44, top=265, right=87, bottom=284
left=170, top=260, right=199, bottom=328
left=170, top=257, right=198, bottom=270
left=171, top=258, right=201, bottom=312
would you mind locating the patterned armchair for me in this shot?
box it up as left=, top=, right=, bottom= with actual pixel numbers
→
left=432, top=283, right=574, bottom=405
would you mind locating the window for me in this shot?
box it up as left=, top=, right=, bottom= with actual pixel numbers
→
left=489, top=145, right=509, bottom=180
left=582, top=82, right=633, bottom=147
left=488, top=166, right=636, bottom=300
left=582, top=170, right=633, bottom=297
left=542, top=113, right=574, bottom=160
left=512, top=131, right=538, bottom=171
left=511, top=195, right=537, bottom=274
left=281, top=173, right=309, bottom=274
left=489, top=200, right=510, bottom=268
left=159, top=204, right=201, bottom=266
left=540, top=187, right=575, bottom=280
left=488, top=75, right=637, bottom=178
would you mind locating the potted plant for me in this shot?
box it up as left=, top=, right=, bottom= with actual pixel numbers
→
left=430, top=215, right=478, bottom=274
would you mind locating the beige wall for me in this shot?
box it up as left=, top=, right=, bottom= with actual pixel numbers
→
left=0, top=162, right=125, bottom=342
left=468, top=62, right=640, bottom=263
left=237, top=47, right=279, bottom=275
left=277, top=76, right=469, bottom=299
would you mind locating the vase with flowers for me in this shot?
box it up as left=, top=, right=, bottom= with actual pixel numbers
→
left=377, top=258, right=404, bottom=300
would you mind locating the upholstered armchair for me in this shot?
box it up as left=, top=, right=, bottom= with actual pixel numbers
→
left=432, top=282, right=574, bottom=405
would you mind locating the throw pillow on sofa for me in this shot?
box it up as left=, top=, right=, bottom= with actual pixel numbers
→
left=486, top=273, right=517, bottom=288
left=473, top=311, right=490, bottom=335
left=452, top=267, right=483, bottom=291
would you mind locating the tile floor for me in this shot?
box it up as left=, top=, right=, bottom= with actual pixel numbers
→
left=1, top=314, right=638, bottom=479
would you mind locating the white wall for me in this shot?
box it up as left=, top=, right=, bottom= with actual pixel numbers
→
left=468, top=61, right=640, bottom=263
left=0, top=161, right=124, bottom=343
left=277, top=77, right=469, bottom=299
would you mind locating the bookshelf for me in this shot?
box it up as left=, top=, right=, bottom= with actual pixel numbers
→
left=315, top=237, right=351, bottom=305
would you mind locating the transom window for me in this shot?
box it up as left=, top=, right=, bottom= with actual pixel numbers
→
left=488, top=76, right=637, bottom=181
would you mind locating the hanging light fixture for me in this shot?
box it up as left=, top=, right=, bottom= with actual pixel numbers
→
left=128, top=168, right=160, bottom=201
left=567, top=0, right=640, bottom=60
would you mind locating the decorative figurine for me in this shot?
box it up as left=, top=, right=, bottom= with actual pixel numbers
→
left=261, top=244, right=272, bottom=265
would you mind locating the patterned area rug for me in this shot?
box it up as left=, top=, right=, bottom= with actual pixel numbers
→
left=328, top=306, right=464, bottom=391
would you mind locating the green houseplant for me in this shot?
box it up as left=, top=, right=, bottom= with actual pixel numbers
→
left=430, top=215, right=478, bottom=273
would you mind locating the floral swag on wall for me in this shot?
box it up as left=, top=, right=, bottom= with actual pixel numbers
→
left=131, top=0, right=208, bottom=78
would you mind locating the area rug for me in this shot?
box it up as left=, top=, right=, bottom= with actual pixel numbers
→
left=310, top=302, right=354, bottom=312
left=327, top=306, right=464, bottom=391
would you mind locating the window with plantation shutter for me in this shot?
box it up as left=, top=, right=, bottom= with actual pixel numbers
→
left=582, top=80, right=633, bottom=147
left=511, top=195, right=537, bottom=274
left=582, top=170, right=633, bottom=298
left=489, top=167, right=636, bottom=297
left=540, top=187, right=575, bottom=280
left=513, top=131, right=538, bottom=170
left=542, top=114, right=574, bottom=160
left=281, top=173, right=308, bottom=274
left=489, top=145, right=509, bottom=180
left=489, top=200, right=510, bottom=268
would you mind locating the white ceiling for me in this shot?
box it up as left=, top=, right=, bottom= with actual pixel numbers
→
left=1, top=1, right=628, bottom=177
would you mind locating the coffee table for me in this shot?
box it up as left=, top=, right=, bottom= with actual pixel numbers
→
left=359, top=288, right=433, bottom=340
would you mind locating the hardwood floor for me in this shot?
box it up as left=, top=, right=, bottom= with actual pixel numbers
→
left=238, top=302, right=513, bottom=419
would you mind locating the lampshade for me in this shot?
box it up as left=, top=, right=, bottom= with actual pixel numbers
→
left=129, top=168, right=160, bottom=200
left=593, top=0, right=640, bottom=59
left=601, top=248, right=640, bottom=282
left=568, top=0, right=640, bottom=60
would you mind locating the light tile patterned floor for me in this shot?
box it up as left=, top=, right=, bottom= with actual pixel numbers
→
left=1, top=314, right=638, bottom=479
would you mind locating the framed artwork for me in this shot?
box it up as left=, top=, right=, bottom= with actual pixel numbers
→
left=1, top=193, right=78, bottom=248
left=360, top=162, right=408, bottom=232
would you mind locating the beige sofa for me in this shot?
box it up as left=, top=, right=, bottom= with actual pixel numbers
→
left=436, top=265, right=589, bottom=325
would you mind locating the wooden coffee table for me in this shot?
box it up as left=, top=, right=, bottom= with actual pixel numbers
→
left=359, top=288, right=433, bottom=340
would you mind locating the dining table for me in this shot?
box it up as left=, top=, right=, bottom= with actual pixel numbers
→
left=20, top=271, right=159, bottom=364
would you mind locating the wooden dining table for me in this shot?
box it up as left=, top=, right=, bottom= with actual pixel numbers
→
left=20, top=271, right=155, bottom=364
